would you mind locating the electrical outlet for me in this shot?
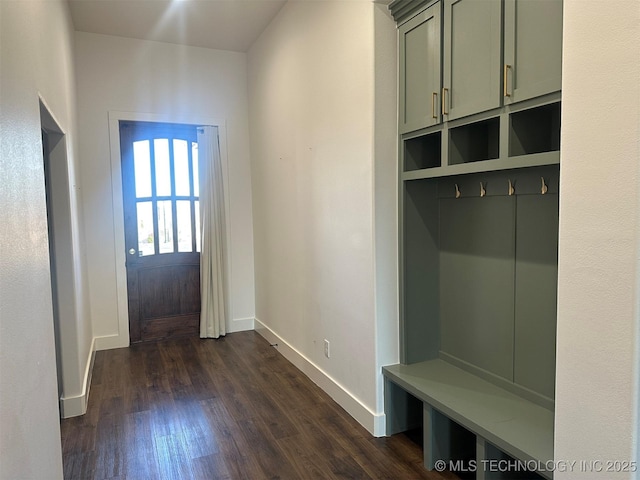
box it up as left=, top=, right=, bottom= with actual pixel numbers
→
left=324, top=339, right=330, bottom=358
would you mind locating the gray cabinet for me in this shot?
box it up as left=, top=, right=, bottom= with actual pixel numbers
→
left=399, top=3, right=441, bottom=133
left=504, top=0, right=563, bottom=104
left=398, top=0, right=563, bottom=127
left=443, top=0, right=502, bottom=121
left=387, top=0, right=563, bottom=476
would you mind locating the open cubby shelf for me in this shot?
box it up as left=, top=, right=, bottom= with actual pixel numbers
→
left=449, top=117, right=500, bottom=165
left=400, top=101, right=562, bottom=177
left=510, top=103, right=561, bottom=157
left=405, top=131, right=442, bottom=171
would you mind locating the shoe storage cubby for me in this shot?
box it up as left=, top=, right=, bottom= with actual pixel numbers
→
left=483, top=443, right=547, bottom=480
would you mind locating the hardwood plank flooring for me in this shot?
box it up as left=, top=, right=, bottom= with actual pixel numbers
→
left=61, top=331, right=454, bottom=480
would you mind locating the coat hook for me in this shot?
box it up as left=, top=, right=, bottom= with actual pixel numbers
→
left=480, top=182, right=486, bottom=197
left=455, top=184, right=461, bottom=199
left=508, top=179, right=515, bottom=196
left=541, top=177, right=548, bottom=195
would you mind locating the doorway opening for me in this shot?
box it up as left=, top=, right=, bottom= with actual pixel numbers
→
left=40, top=101, right=71, bottom=417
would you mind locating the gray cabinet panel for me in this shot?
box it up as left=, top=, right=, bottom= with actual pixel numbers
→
left=402, top=181, right=440, bottom=363
left=440, top=196, right=515, bottom=380
left=504, top=0, right=563, bottom=103
left=399, top=4, right=442, bottom=133
left=443, top=0, right=502, bottom=121
left=514, top=194, right=558, bottom=400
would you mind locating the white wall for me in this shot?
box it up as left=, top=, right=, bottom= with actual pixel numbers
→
left=248, top=0, right=397, bottom=435
left=555, top=1, right=640, bottom=477
left=74, top=32, right=256, bottom=348
left=0, top=0, right=90, bottom=476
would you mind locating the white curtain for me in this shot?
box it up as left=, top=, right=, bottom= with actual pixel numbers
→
left=198, top=126, right=228, bottom=338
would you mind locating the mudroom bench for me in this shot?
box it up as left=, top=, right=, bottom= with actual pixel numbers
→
left=383, top=360, right=554, bottom=480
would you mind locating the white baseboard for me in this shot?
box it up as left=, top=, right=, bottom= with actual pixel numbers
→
left=60, top=337, right=96, bottom=418
left=229, top=316, right=255, bottom=333
left=254, top=318, right=385, bottom=437
left=95, top=333, right=128, bottom=350
left=373, top=408, right=387, bottom=437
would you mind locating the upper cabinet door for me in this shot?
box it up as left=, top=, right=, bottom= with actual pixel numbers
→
left=503, top=0, right=563, bottom=104
left=399, top=3, right=442, bottom=134
left=443, top=0, right=502, bottom=121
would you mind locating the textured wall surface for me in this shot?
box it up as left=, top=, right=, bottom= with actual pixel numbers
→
left=555, top=1, right=640, bottom=477
left=0, top=0, right=82, bottom=476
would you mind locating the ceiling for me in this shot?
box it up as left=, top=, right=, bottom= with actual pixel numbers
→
left=67, top=0, right=289, bottom=52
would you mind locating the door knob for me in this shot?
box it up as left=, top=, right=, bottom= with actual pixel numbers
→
left=129, top=248, right=136, bottom=255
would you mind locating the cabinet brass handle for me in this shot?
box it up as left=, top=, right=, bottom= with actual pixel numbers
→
left=504, top=64, right=512, bottom=97
left=442, top=88, right=449, bottom=115
left=432, top=92, right=438, bottom=119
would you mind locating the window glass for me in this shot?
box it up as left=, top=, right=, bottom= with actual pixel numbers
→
left=157, top=200, right=174, bottom=254
left=154, top=139, right=171, bottom=196
left=136, top=202, right=154, bottom=256
left=194, top=201, right=201, bottom=253
left=176, top=201, right=192, bottom=252
left=133, top=140, right=152, bottom=198
left=174, top=139, right=190, bottom=196
left=192, top=142, right=199, bottom=197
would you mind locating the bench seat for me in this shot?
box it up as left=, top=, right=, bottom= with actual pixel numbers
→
left=383, top=359, right=554, bottom=479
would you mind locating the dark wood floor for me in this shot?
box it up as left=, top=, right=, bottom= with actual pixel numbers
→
left=61, top=331, right=451, bottom=480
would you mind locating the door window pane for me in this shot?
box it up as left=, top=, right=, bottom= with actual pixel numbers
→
left=194, top=200, right=201, bottom=253
left=128, top=129, right=200, bottom=259
left=137, top=201, right=155, bottom=256
left=174, top=139, right=190, bottom=196
left=192, top=142, right=199, bottom=197
left=154, top=139, right=171, bottom=196
left=176, top=201, right=192, bottom=252
left=133, top=140, right=152, bottom=198
left=157, top=200, right=174, bottom=254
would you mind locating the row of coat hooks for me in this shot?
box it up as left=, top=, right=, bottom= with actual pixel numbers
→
left=454, top=177, right=548, bottom=198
